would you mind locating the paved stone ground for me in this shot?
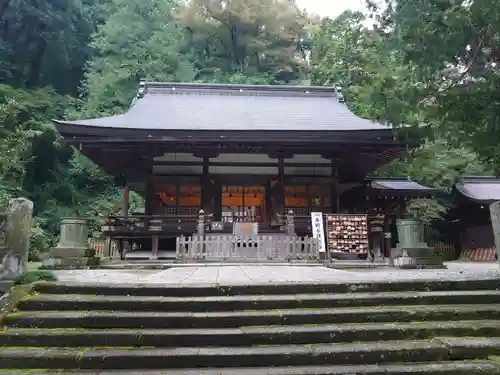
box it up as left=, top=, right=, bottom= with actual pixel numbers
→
left=53, top=262, right=500, bottom=285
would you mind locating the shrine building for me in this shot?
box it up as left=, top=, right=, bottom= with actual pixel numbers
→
left=54, top=81, right=428, bottom=260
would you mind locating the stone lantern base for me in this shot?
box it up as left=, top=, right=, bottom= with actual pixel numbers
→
left=391, top=218, right=446, bottom=269
left=44, top=218, right=100, bottom=269
left=391, top=246, right=446, bottom=269
left=47, top=247, right=99, bottom=269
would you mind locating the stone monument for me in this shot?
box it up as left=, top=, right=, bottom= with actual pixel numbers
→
left=2, top=198, right=34, bottom=279
left=391, top=218, right=445, bottom=269
left=46, top=218, right=98, bottom=268
left=489, top=202, right=500, bottom=265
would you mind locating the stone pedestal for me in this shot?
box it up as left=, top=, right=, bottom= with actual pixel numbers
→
left=2, top=198, right=33, bottom=280
left=46, top=218, right=99, bottom=269
left=392, top=218, right=445, bottom=269
left=489, top=202, right=500, bottom=265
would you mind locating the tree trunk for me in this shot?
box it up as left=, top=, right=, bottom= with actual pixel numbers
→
left=26, top=36, right=47, bottom=87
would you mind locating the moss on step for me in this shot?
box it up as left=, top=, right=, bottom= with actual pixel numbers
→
left=3, top=346, right=156, bottom=350
left=0, top=284, right=36, bottom=326
left=489, top=356, right=500, bottom=363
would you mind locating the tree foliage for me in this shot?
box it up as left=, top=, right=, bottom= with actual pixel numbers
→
left=310, top=9, right=492, bottom=189
left=83, top=0, right=196, bottom=115
left=177, top=0, right=309, bottom=83
left=370, top=0, right=500, bottom=171
left=0, top=0, right=107, bottom=94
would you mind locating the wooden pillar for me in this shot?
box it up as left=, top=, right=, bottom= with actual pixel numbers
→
left=330, top=160, right=339, bottom=213
left=144, top=168, right=155, bottom=259
left=151, top=235, right=159, bottom=260
left=175, top=183, right=180, bottom=215
left=145, top=178, right=154, bottom=215
left=201, top=157, right=210, bottom=212
left=383, top=215, right=392, bottom=258
left=286, top=209, right=295, bottom=236
left=306, top=184, right=312, bottom=214
left=122, top=185, right=129, bottom=217
left=278, top=157, right=285, bottom=214
left=197, top=209, right=205, bottom=236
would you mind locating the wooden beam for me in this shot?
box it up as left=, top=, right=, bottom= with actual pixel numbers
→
left=152, top=161, right=333, bottom=168
left=69, top=137, right=407, bottom=147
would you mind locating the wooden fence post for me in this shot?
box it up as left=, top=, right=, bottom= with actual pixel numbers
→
left=197, top=209, right=205, bottom=236
left=286, top=209, right=295, bottom=236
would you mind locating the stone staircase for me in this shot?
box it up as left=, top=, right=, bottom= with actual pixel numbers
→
left=1, top=279, right=500, bottom=373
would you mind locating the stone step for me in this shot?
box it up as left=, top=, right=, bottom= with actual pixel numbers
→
left=0, top=280, right=12, bottom=293
left=1, top=338, right=500, bottom=370
left=18, top=290, right=500, bottom=312
left=33, top=278, right=500, bottom=297
left=2, top=361, right=498, bottom=374
left=6, top=304, right=500, bottom=329
left=2, top=320, right=500, bottom=347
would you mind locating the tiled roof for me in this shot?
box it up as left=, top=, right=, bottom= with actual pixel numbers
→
left=55, top=82, right=390, bottom=132
left=456, top=176, right=500, bottom=203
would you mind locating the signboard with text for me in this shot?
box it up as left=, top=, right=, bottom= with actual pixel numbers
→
left=311, top=212, right=326, bottom=253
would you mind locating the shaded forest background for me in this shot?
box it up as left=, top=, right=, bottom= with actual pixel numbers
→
left=0, top=0, right=498, bottom=259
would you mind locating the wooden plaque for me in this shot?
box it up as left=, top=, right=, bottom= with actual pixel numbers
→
left=233, top=222, right=259, bottom=236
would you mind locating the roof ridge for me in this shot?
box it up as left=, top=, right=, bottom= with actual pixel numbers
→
left=142, top=88, right=336, bottom=99
left=138, top=80, right=338, bottom=94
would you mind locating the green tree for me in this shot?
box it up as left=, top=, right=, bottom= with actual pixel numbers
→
left=83, top=0, right=196, bottom=116
left=372, top=0, right=500, bottom=171
left=311, top=10, right=425, bottom=127
left=0, top=0, right=105, bottom=94
left=177, top=0, right=309, bottom=83
left=310, top=10, right=491, bottom=189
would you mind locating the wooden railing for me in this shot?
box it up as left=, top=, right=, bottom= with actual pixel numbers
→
left=433, top=243, right=457, bottom=261
left=102, top=212, right=212, bottom=237
left=176, top=234, right=319, bottom=262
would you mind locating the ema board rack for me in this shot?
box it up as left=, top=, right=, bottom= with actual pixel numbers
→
left=326, top=214, right=369, bottom=254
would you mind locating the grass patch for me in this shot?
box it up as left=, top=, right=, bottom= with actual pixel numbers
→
left=27, top=262, right=43, bottom=272
left=14, top=270, right=57, bottom=286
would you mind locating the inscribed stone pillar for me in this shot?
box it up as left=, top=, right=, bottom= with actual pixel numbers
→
left=489, top=202, right=500, bottom=264
left=2, top=198, right=34, bottom=279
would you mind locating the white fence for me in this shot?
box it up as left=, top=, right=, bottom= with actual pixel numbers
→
left=176, top=234, right=319, bottom=262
